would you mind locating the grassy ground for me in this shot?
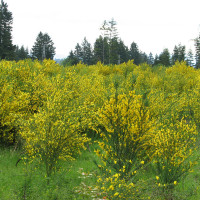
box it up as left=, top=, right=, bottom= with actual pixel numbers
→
left=0, top=144, right=101, bottom=200
left=1, top=144, right=200, bottom=200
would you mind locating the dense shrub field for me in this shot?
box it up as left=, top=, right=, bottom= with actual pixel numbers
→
left=0, top=59, right=200, bottom=199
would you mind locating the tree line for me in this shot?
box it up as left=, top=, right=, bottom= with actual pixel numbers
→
left=62, top=19, right=195, bottom=67
left=0, top=0, right=55, bottom=61
left=1, top=0, right=200, bottom=68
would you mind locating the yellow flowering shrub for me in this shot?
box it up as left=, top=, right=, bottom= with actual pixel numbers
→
left=95, top=91, right=154, bottom=177
left=97, top=172, right=146, bottom=199
left=149, top=116, right=198, bottom=199
left=20, top=82, right=90, bottom=178
left=0, top=60, right=30, bottom=145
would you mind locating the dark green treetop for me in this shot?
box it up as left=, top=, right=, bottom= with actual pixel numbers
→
left=31, top=32, right=56, bottom=60
left=0, top=0, right=15, bottom=60
left=172, top=43, right=186, bottom=64
left=158, top=48, right=171, bottom=66
left=194, top=34, right=200, bottom=68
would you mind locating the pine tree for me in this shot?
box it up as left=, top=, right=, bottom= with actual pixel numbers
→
left=186, top=49, right=194, bottom=67
left=0, top=0, right=15, bottom=60
left=108, top=18, right=119, bottom=64
left=31, top=32, right=55, bottom=60
left=15, top=45, right=29, bottom=60
left=93, top=35, right=109, bottom=64
left=178, top=44, right=186, bottom=62
left=100, top=19, right=119, bottom=64
left=62, top=50, right=79, bottom=66
left=100, top=20, right=110, bottom=63
left=172, top=45, right=179, bottom=64
left=129, top=42, right=140, bottom=65
left=172, top=44, right=185, bottom=64
left=154, top=54, right=160, bottom=66
left=93, top=36, right=103, bottom=63
left=81, top=37, right=93, bottom=65
left=108, top=18, right=118, bottom=40
left=109, top=38, right=119, bottom=64
left=140, top=52, right=148, bottom=63
left=74, top=43, right=83, bottom=62
left=194, top=34, right=200, bottom=68
left=147, top=52, right=154, bottom=65
left=158, top=48, right=171, bottom=66
left=118, top=39, right=129, bottom=64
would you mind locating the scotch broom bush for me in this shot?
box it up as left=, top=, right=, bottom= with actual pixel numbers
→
left=95, top=91, right=154, bottom=176
left=19, top=84, right=90, bottom=178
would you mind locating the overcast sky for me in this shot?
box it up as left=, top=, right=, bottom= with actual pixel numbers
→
left=5, top=0, right=200, bottom=59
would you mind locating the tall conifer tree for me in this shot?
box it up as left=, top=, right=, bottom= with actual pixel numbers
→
left=194, top=34, right=200, bottom=68
left=129, top=42, right=140, bottom=65
left=172, top=44, right=185, bottom=64
left=0, top=0, right=15, bottom=60
left=159, top=48, right=171, bottom=66
left=81, top=37, right=93, bottom=65
left=31, top=32, right=55, bottom=60
left=186, top=49, right=194, bottom=67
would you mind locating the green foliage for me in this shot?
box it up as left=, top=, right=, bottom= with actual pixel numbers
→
left=0, top=0, right=15, bottom=60
left=31, top=32, right=56, bottom=60
left=172, top=43, right=186, bottom=64
left=14, top=45, right=30, bottom=61
left=61, top=50, right=79, bottom=66
left=158, top=48, right=171, bottom=66
left=195, top=33, right=200, bottom=68
left=95, top=91, right=153, bottom=176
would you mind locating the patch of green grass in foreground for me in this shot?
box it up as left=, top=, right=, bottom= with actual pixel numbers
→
left=0, top=144, right=101, bottom=200
left=1, top=144, right=200, bottom=200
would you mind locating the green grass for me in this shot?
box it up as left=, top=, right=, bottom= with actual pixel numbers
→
left=1, top=144, right=200, bottom=200
left=0, top=144, right=101, bottom=200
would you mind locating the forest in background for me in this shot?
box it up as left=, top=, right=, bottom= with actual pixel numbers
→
left=0, top=0, right=200, bottom=68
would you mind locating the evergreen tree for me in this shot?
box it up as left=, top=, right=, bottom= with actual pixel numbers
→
left=15, top=45, right=29, bottom=60
left=93, top=36, right=103, bottom=63
left=31, top=32, right=55, bottom=60
left=129, top=42, right=140, bottom=65
left=158, top=48, right=171, bottom=66
left=118, top=39, right=129, bottom=64
left=81, top=37, right=93, bottom=65
left=0, top=0, right=15, bottom=60
left=194, top=34, right=200, bottom=68
left=93, top=35, right=109, bottom=64
left=186, top=49, right=194, bottom=67
left=62, top=50, right=79, bottom=66
left=153, top=54, right=160, bottom=66
left=108, top=18, right=119, bottom=64
left=74, top=43, right=83, bottom=62
left=100, top=19, right=119, bottom=64
left=172, top=44, right=185, bottom=64
left=109, top=38, right=119, bottom=64
left=172, top=45, right=179, bottom=64
left=108, top=18, right=118, bottom=40
left=100, top=20, right=110, bottom=64
left=140, top=52, right=148, bottom=63
left=147, top=52, right=154, bottom=65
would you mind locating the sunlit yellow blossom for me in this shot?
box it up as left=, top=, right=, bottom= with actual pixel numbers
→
left=114, top=192, right=119, bottom=196
left=109, top=185, right=114, bottom=190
